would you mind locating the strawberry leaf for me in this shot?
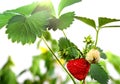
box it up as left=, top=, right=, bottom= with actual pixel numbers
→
left=89, top=64, right=109, bottom=84
left=5, top=2, right=38, bottom=15
left=30, top=55, right=41, bottom=76
left=0, top=69, right=17, bottom=84
left=58, top=0, right=81, bottom=14
left=47, top=17, right=59, bottom=31
left=58, top=12, right=75, bottom=30
left=2, top=56, right=14, bottom=70
left=98, top=17, right=120, bottom=28
left=97, top=47, right=107, bottom=59
left=6, top=11, right=50, bottom=45
left=48, top=12, right=74, bottom=30
left=58, top=37, right=80, bottom=60
left=32, top=0, right=55, bottom=16
left=0, top=13, right=16, bottom=29
left=0, top=56, right=17, bottom=84
left=106, top=52, right=120, bottom=74
left=0, top=2, right=38, bottom=29
left=75, top=16, right=96, bottom=29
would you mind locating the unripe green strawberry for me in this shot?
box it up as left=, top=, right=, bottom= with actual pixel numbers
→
left=67, top=58, right=90, bottom=80
left=86, top=49, right=100, bottom=63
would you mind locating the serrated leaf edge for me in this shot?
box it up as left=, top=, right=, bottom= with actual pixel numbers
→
left=98, top=17, right=120, bottom=28
left=74, top=16, right=96, bottom=29
left=58, top=12, right=75, bottom=30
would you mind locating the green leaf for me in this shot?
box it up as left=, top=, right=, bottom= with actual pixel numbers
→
left=58, top=12, right=75, bottom=30
left=58, top=37, right=71, bottom=50
left=0, top=56, right=17, bottom=84
left=23, top=79, right=32, bottom=84
left=48, top=12, right=74, bottom=30
left=2, top=56, right=14, bottom=70
left=6, top=11, right=50, bottom=44
left=6, top=15, right=36, bottom=44
left=98, top=17, right=120, bottom=28
left=30, top=51, right=54, bottom=77
left=26, top=11, right=49, bottom=36
left=0, top=69, right=17, bottom=84
left=0, top=2, right=38, bottom=29
left=32, top=0, right=55, bottom=16
left=0, top=13, right=15, bottom=29
left=47, top=17, right=59, bottom=31
left=113, top=80, right=120, bottom=84
left=100, top=52, right=107, bottom=59
left=75, top=16, right=96, bottom=29
left=58, top=0, right=81, bottom=14
left=49, top=78, right=57, bottom=84
left=51, top=39, right=59, bottom=52
left=97, top=47, right=107, bottom=59
left=30, top=56, right=41, bottom=76
left=58, top=37, right=80, bottom=60
left=5, top=2, right=38, bottom=15
left=43, top=31, right=52, bottom=41
left=89, top=64, right=109, bottom=84
left=106, top=52, right=120, bottom=74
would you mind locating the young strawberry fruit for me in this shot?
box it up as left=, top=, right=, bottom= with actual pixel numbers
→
left=67, top=58, right=90, bottom=80
left=86, top=49, right=100, bottom=63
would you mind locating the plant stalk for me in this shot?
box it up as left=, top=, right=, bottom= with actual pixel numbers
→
left=82, top=79, right=86, bottom=84
left=95, top=29, right=100, bottom=47
left=42, top=36, right=76, bottom=84
left=62, top=30, right=67, bottom=38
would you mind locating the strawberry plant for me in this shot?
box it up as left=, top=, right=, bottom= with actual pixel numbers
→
left=0, top=0, right=120, bottom=84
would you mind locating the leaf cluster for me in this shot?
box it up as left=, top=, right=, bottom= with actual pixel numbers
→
left=58, top=37, right=80, bottom=61
left=0, top=0, right=82, bottom=45
left=0, top=53, right=69, bottom=84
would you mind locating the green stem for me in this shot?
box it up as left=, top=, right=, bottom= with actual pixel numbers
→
left=42, top=36, right=76, bottom=84
left=62, top=30, right=67, bottom=38
left=95, top=29, right=100, bottom=47
left=82, top=79, right=86, bottom=84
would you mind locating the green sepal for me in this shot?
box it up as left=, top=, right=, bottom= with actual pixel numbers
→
left=58, top=37, right=80, bottom=61
left=97, top=47, right=107, bottom=59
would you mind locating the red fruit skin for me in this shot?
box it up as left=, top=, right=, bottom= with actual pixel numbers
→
left=67, top=58, right=90, bottom=80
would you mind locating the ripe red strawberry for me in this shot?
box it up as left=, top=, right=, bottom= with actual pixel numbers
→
left=67, top=58, right=90, bottom=80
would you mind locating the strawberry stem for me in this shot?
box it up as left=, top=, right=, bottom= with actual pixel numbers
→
left=62, top=30, right=67, bottom=38
left=95, top=28, right=100, bottom=47
left=83, top=79, right=86, bottom=84
left=42, top=36, right=76, bottom=84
